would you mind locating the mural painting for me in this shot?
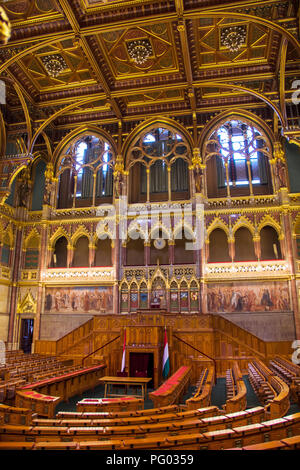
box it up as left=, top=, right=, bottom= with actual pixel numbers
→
left=44, top=286, right=114, bottom=314
left=207, top=282, right=291, bottom=313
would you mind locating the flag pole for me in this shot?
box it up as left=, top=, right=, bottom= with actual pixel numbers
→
left=162, top=325, right=170, bottom=380
left=121, top=328, right=126, bottom=373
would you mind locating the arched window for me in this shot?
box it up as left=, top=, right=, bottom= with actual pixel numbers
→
left=94, top=238, right=112, bottom=267
left=296, top=221, right=300, bottom=259
left=24, top=235, right=40, bottom=269
left=57, top=134, right=114, bottom=209
left=53, top=237, right=68, bottom=268
left=73, top=236, right=89, bottom=267
left=126, top=238, right=144, bottom=266
left=174, top=230, right=194, bottom=264
left=1, top=233, right=11, bottom=266
left=205, top=119, right=272, bottom=198
left=260, top=226, right=282, bottom=260
left=31, top=160, right=46, bottom=211
left=234, top=227, right=256, bottom=262
left=208, top=228, right=230, bottom=263
left=127, top=126, right=190, bottom=203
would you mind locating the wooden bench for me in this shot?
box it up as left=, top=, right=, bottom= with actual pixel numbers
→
left=223, top=363, right=247, bottom=413
left=149, top=366, right=191, bottom=408
left=1, top=411, right=300, bottom=450
left=186, top=367, right=214, bottom=410
left=76, top=396, right=144, bottom=413
left=15, top=390, right=60, bottom=418
left=0, top=403, right=36, bottom=426
left=15, top=363, right=106, bottom=417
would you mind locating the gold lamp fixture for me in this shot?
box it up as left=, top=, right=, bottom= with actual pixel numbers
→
left=127, top=39, right=153, bottom=65
left=0, top=6, right=11, bottom=45
left=41, top=54, right=68, bottom=78
left=220, top=25, right=247, bottom=52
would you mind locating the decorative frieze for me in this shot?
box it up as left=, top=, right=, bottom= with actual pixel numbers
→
left=41, top=267, right=115, bottom=283
left=205, top=260, right=290, bottom=280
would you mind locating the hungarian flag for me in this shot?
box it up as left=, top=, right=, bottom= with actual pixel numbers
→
left=121, top=329, right=126, bottom=372
left=162, top=327, right=170, bottom=379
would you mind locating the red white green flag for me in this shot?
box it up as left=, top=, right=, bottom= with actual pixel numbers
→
left=121, top=329, right=126, bottom=372
left=162, top=327, right=170, bottom=379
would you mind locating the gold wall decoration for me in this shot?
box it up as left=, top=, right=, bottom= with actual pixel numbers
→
left=0, top=7, right=11, bottom=45
left=17, top=290, right=37, bottom=314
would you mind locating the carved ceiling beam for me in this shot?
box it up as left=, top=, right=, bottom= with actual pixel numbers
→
left=184, top=10, right=300, bottom=55
left=0, top=33, right=75, bottom=75
left=57, top=0, right=80, bottom=34
left=28, top=95, right=99, bottom=155
left=57, top=1, right=122, bottom=120
left=78, top=36, right=122, bottom=120
left=279, top=37, right=288, bottom=128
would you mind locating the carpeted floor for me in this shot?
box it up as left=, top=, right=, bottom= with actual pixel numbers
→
left=54, top=374, right=300, bottom=416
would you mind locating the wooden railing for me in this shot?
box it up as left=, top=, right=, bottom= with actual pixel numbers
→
left=35, top=317, right=95, bottom=356
left=223, top=362, right=247, bottom=413
left=173, top=333, right=216, bottom=383
left=185, top=366, right=215, bottom=410
left=149, top=366, right=192, bottom=408
left=249, top=359, right=290, bottom=419
left=81, top=335, right=120, bottom=365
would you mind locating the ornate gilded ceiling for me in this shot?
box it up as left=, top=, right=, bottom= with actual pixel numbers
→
left=0, top=0, right=299, bottom=149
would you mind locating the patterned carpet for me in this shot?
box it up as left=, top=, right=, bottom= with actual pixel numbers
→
left=54, top=375, right=300, bottom=416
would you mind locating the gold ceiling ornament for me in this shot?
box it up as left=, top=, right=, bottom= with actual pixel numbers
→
left=41, top=54, right=68, bottom=78
left=127, top=39, right=153, bottom=65
left=220, top=25, right=247, bottom=52
left=0, top=6, right=11, bottom=45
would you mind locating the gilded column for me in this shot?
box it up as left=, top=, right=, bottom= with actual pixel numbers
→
left=7, top=170, right=31, bottom=349
left=33, top=163, right=55, bottom=348
left=282, top=209, right=300, bottom=338
left=168, top=240, right=175, bottom=265
left=144, top=242, right=150, bottom=266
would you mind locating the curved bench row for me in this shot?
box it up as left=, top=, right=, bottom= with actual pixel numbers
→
left=186, top=367, right=214, bottom=410
left=223, top=363, right=247, bottom=414
left=33, top=406, right=264, bottom=429
left=0, top=412, right=299, bottom=450
left=248, top=360, right=290, bottom=419
left=149, top=366, right=192, bottom=408
left=14, top=363, right=107, bottom=417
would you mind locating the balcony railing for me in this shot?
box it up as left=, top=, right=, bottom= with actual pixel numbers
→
left=42, top=266, right=115, bottom=283
left=205, top=260, right=290, bottom=279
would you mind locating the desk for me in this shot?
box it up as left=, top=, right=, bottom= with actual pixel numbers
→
left=99, top=376, right=151, bottom=399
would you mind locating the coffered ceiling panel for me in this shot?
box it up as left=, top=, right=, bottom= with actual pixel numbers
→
left=2, top=0, right=62, bottom=24
left=97, top=23, right=178, bottom=79
left=0, top=0, right=299, bottom=138
left=17, top=40, right=97, bottom=93
left=196, top=18, right=270, bottom=69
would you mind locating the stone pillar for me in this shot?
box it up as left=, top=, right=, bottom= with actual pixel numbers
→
left=7, top=220, right=24, bottom=349
left=33, top=206, right=51, bottom=348
left=121, top=242, right=127, bottom=266
left=205, top=239, right=210, bottom=263
left=144, top=242, right=150, bottom=266
left=253, top=236, right=261, bottom=261
left=168, top=241, right=175, bottom=265
left=228, top=237, right=235, bottom=262
left=67, top=245, right=74, bottom=268
left=89, top=243, right=96, bottom=267
left=282, top=210, right=300, bottom=338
